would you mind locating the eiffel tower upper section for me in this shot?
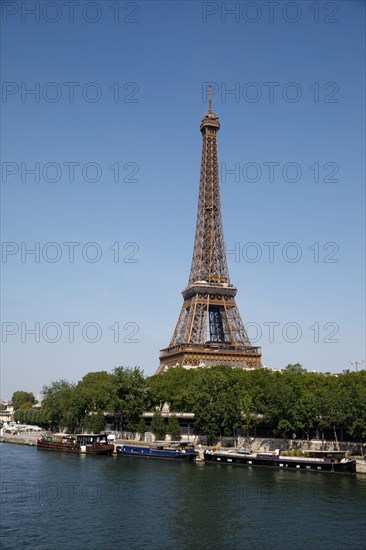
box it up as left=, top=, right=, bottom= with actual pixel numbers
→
left=188, top=92, right=229, bottom=287
left=157, top=89, right=262, bottom=373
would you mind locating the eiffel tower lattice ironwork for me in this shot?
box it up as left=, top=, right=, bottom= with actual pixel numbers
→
left=157, top=90, right=262, bottom=373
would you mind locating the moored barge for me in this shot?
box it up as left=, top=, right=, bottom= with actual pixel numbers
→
left=37, top=434, right=79, bottom=452
left=77, top=434, right=114, bottom=455
left=116, top=442, right=198, bottom=461
left=37, top=433, right=114, bottom=455
left=204, top=449, right=356, bottom=474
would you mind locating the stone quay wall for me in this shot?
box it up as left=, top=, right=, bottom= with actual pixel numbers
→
left=236, top=436, right=364, bottom=455
left=1, top=433, right=40, bottom=446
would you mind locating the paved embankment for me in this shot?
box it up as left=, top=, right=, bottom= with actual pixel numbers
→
left=237, top=436, right=364, bottom=454
left=1, top=433, right=39, bottom=446
left=356, top=460, right=366, bottom=474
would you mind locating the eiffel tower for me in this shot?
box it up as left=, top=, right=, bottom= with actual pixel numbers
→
left=157, top=88, right=262, bottom=373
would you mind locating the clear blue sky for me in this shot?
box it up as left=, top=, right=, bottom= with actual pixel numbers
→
left=1, top=0, right=365, bottom=398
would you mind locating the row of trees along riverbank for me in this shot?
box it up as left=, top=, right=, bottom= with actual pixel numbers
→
left=12, top=365, right=366, bottom=446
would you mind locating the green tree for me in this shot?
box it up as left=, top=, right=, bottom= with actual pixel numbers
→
left=337, top=371, right=366, bottom=441
left=13, top=407, right=49, bottom=429
left=262, top=372, right=300, bottom=437
left=69, top=371, right=120, bottom=432
left=192, top=366, right=242, bottom=444
left=20, top=401, right=34, bottom=410
left=81, top=412, right=106, bottom=434
left=167, top=414, right=181, bottom=441
left=151, top=411, right=166, bottom=440
left=146, top=367, right=197, bottom=412
left=12, top=363, right=365, bottom=444
left=75, top=371, right=119, bottom=413
left=294, top=391, right=320, bottom=440
left=11, top=391, right=35, bottom=411
left=238, top=393, right=257, bottom=433
left=113, top=366, right=147, bottom=430
left=41, top=380, right=78, bottom=431
left=135, top=417, right=147, bottom=441
left=318, top=377, right=347, bottom=439
left=284, top=363, right=307, bottom=374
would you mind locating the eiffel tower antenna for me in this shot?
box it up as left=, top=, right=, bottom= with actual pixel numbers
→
left=208, top=82, right=213, bottom=113
left=157, top=96, right=262, bottom=373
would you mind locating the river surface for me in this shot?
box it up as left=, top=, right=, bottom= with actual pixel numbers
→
left=1, top=443, right=365, bottom=550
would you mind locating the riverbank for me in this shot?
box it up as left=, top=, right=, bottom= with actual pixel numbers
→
left=2, top=433, right=366, bottom=473
left=236, top=435, right=365, bottom=455
left=1, top=433, right=39, bottom=446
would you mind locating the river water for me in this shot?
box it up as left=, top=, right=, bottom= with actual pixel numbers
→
left=1, top=443, right=365, bottom=550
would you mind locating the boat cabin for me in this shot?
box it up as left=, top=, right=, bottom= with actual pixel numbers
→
left=76, top=433, right=109, bottom=446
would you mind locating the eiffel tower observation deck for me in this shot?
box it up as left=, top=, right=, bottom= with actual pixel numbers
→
left=157, top=89, right=262, bottom=373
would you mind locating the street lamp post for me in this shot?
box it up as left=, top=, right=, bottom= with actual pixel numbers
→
left=349, top=360, right=364, bottom=372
